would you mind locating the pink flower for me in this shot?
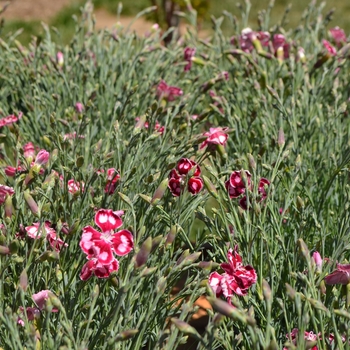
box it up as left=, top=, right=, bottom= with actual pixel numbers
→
left=75, top=102, right=84, bottom=113
left=25, top=222, right=68, bottom=252
left=79, top=209, right=133, bottom=280
left=324, top=263, right=350, bottom=285
left=34, top=150, right=50, bottom=166
left=4, top=166, right=17, bottom=177
left=209, top=246, right=257, bottom=301
left=17, top=307, right=40, bottom=326
left=199, top=127, right=229, bottom=150
left=68, top=179, right=85, bottom=194
left=184, top=47, right=196, bottom=71
left=156, top=80, right=183, bottom=102
left=32, top=290, right=58, bottom=312
left=0, top=112, right=23, bottom=128
left=23, top=142, right=36, bottom=161
left=284, top=328, right=319, bottom=350
left=105, top=168, right=120, bottom=195
left=329, top=27, right=347, bottom=47
left=322, top=39, right=337, bottom=56
left=0, top=185, right=15, bottom=205
left=168, top=158, right=203, bottom=197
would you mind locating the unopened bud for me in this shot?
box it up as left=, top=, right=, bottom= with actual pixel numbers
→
left=134, top=237, right=152, bottom=268
left=278, top=128, right=285, bottom=147
left=151, top=178, right=169, bottom=205
left=24, top=191, right=40, bottom=217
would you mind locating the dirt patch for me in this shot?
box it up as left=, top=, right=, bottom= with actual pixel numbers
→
left=0, top=1, right=210, bottom=38
left=0, top=0, right=72, bottom=21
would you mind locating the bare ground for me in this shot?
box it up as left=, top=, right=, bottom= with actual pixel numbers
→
left=0, top=1, right=210, bottom=37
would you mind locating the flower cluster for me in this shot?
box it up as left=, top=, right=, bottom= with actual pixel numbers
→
left=168, top=158, right=203, bottom=197
left=25, top=221, right=68, bottom=252
left=233, top=28, right=290, bottom=59
left=209, top=246, right=257, bottom=302
left=225, top=170, right=270, bottom=210
left=79, top=209, right=134, bottom=280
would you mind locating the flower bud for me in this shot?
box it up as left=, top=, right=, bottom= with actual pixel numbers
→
left=134, top=236, right=152, bottom=268
left=5, top=166, right=16, bottom=177
left=56, top=51, right=64, bottom=67
left=35, top=150, right=50, bottom=166
left=75, top=102, right=84, bottom=113
left=24, top=191, right=40, bottom=217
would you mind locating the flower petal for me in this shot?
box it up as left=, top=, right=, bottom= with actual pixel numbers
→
left=112, top=229, right=134, bottom=256
left=95, top=209, right=123, bottom=232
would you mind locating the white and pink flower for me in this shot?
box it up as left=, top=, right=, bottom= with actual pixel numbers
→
left=79, top=209, right=134, bottom=280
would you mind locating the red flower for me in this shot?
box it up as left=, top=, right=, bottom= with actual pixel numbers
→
left=0, top=112, right=22, bottom=128
left=104, top=168, right=120, bottom=195
left=184, top=47, right=196, bottom=71
left=225, top=170, right=252, bottom=199
left=188, top=177, right=204, bottom=195
left=79, top=209, right=133, bottom=280
left=324, top=263, right=350, bottom=285
left=168, top=158, right=203, bottom=196
left=200, top=127, right=229, bottom=150
left=156, top=80, right=183, bottom=102
left=4, top=166, right=17, bottom=177
left=209, top=246, right=257, bottom=301
left=226, top=171, right=270, bottom=209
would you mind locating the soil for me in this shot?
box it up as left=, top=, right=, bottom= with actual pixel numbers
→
left=0, top=1, right=210, bottom=37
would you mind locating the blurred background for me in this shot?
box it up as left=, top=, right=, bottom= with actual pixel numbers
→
left=0, top=0, right=349, bottom=44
